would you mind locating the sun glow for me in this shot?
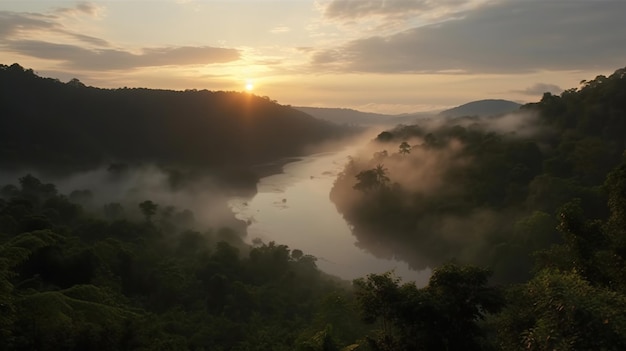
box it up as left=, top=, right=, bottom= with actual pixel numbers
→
left=245, top=80, right=254, bottom=91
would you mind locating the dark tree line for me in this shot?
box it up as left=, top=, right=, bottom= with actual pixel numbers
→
left=0, top=63, right=351, bottom=181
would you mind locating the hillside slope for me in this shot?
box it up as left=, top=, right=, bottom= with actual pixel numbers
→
left=295, top=106, right=436, bottom=126
left=439, top=99, right=521, bottom=117
left=0, top=64, right=347, bottom=175
left=330, top=67, right=626, bottom=282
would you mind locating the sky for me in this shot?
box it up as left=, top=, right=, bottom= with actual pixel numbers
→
left=1, top=0, right=625, bottom=114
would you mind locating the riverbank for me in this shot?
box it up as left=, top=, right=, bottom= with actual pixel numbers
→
left=228, top=146, right=432, bottom=285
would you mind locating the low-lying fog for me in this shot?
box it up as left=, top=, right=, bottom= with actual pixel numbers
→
left=229, top=140, right=432, bottom=285
left=1, top=111, right=542, bottom=285
left=0, top=165, right=246, bottom=233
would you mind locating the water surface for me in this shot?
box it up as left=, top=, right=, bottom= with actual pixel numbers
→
left=229, top=145, right=430, bottom=285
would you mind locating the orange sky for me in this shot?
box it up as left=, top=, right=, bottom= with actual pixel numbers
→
left=1, top=1, right=624, bottom=113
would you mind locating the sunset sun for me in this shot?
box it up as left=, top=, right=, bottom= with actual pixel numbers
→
left=245, top=80, right=254, bottom=91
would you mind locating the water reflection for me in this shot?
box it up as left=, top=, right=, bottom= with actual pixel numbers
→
left=229, top=146, right=431, bottom=285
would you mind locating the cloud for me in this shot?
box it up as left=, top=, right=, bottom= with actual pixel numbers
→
left=312, top=1, right=626, bottom=74
left=296, top=46, right=314, bottom=53
left=324, top=0, right=480, bottom=21
left=54, top=2, right=104, bottom=17
left=270, top=26, right=291, bottom=34
left=0, top=11, right=56, bottom=38
left=515, top=83, right=563, bottom=96
left=0, top=6, right=240, bottom=71
left=0, top=9, right=108, bottom=47
left=4, top=40, right=240, bottom=70
left=67, top=32, right=109, bottom=47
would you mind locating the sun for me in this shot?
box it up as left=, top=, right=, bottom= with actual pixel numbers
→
left=245, top=80, right=254, bottom=91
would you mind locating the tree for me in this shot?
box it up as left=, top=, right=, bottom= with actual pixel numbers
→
left=377, top=131, right=393, bottom=142
left=104, top=203, right=125, bottom=221
left=353, top=165, right=390, bottom=193
left=496, top=270, right=626, bottom=351
left=353, top=272, right=405, bottom=351
left=496, top=160, right=626, bottom=350
left=374, top=164, right=390, bottom=184
left=354, top=169, right=379, bottom=192
left=398, top=141, right=411, bottom=155
left=291, top=249, right=304, bottom=260
left=425, top=264, right=503, bottom=350
left=139, top=200, right=158, bottom=222
left=353, top=265, right=502, bottom=351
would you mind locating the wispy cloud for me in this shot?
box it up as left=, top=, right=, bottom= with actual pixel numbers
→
left=0, top=4, right=240, bottom=70
left=5, top=40, right=240, bottom=70
left=54, top=1, right=104, bottom=17
left=0, top=11, right=56, bottom=39
left=270, top=26, right=291, bottom=34
left=324, top=0, right=483, bottom=21
left=0, top=8, right=108, bottom=47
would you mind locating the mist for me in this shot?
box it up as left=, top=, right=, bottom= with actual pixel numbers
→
left=329, top=110, right=556, bottom=282
left=0, top=165, right=247, bottom=234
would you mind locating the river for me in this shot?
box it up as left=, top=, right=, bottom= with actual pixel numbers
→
left=229, top=144, right=431, bottom=285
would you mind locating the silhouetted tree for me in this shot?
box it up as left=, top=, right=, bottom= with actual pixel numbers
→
left=354, top=165, right=389, bottom=193
left=398, top=141, right=411, bottom=155
left=139, top=200, right=158, bottom=222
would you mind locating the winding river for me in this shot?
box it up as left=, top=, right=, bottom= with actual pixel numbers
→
left=229, top=144, right=431, bottom=285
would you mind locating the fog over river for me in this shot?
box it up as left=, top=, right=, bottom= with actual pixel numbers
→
left=229, top=143, right=431, bottom=285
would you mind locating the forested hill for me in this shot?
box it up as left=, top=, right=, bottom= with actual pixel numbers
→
left=0, top=64, right=348, bottom=175
left=331, top=66, right=626, bottom=283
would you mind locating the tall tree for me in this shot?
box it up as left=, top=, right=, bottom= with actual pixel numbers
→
left=139, top=200, right=158, bottom=222
left=398, top=141, right=411, bottom=155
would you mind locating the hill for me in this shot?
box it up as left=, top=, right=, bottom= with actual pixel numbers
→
left=297, top=100, right=521, bottom=127
left=295, top=106, right=392, bottom=125
left=330, top=67, right=626, bottom=282
left=295, top=106, right=436, bottom=126
left=0, top=64, right=349, bottom=177
left=438, top=99, right=521, bottom=118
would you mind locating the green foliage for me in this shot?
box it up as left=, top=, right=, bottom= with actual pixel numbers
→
left=496, top=270, right=626, bottom=351
left=353, top=265, right=503, bottom=351
left=0, top=175, right=352, bottom=350
left=10, top=290, right=139, bottom=350
left=495, top=159, right=626, bottom=350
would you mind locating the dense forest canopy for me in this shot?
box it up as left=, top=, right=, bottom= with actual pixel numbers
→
left=0, top=63, right=350, bottom=179
left=1, top=65, right=626, bottom=350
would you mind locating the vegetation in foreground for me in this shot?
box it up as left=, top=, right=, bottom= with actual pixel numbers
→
left=1, top=67, right=625, bottom=350
left=2, top=164, right=625, bottom=350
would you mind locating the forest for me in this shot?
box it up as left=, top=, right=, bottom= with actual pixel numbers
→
left=1, top=66, right=626, bottom=350
left=0, top=63, right=350, bottom=191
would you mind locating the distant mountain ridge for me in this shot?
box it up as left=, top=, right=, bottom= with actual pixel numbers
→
left=438, top=99, right=521, bottom=118
left=295, top=106, right=396, bottom=125
left=294, top=106, right=436, bottom=126
left=296, top=99, right=521, bottom=126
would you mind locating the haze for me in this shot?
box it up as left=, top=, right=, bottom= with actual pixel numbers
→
left=2, top=0, right=625, bottom=113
